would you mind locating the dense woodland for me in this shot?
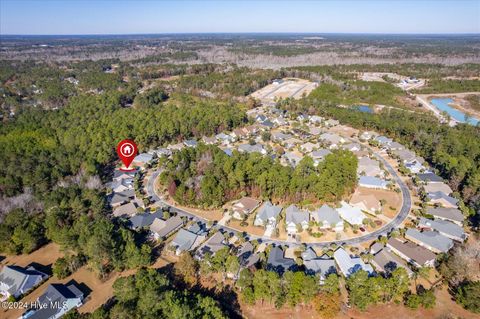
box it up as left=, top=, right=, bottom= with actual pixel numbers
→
left=159, top=145, right=358, bottom=207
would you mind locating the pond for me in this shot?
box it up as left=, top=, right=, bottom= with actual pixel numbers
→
left=353, top=105, right=374, bottom=113
left=430, top=98, right=479, bottom=126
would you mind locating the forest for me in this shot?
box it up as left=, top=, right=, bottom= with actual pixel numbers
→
left=159, top=144, right=358, bottom=208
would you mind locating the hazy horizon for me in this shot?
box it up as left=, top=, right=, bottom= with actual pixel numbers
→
left=1, top=0, right=479, bottom=35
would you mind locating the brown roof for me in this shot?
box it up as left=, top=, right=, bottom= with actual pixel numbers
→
left=387, top=238, right=436, bottom=266
left=233, top=197, right=260, bottom=214
left=350, top=191, right=381, bottom=212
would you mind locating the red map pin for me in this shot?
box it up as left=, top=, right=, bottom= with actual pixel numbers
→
left=116, top=139, right=138, bottom=171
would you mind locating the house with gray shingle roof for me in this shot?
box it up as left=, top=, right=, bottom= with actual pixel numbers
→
left=237, top=143, right=267, bottom=155
left=0, top=266, right=48, bottom=301
left=310, top=204, right=343, bottom=231
left=254, top=201, right=282, bottom=227
left=386, top=238, right=436, bottom=268
left=285, top=205, right=309, bottom=234
left=427, top=191, right=458, bottom=208
left=195, top=232, right=227, bottom=260
left=405, top=228, right=453, bottom=253
left=418, top=218, right=466, bottom=242
left=304, top=256, right=337, bottom=282
left=418, top=173, right=443, bottom=183
left=21, top=283, right=84, bottom=319
left=267, top=246, right=296, bottom=273
left=333, top=247, right=373, bottom=277
left=358, top=176, right=388, bottom=189
left=320, top=133, right=345, bottom=148
left=128, top=210, right=164, bottom=230
left=424, top=182, right=453, bottom=195
left=170, top=228, right=206, bottom=255
left=309, top=149, right=331, bottom=166
left=237, top=242, right=260, bottom=269
left=427, top=207, right=464, bottom=226
left=150, top=216, right=184, bottom=240
left=370, top=247, right=413, bottom=277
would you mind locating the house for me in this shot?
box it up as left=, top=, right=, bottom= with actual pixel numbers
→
left=133, top=153, right=154, bottom=166
left=0, top=266, right=48, bottom=301
left=270, top=132, right=289, bottom=142
left=310, top=204, right=344, bottom=231
left=244, top=125, right=259, bottom=136
left=154, top=148, right=172, bottom=158
left=358, top=176, right=388, bottom=189
left=424, top=182, right=453, bottom=195
left=215, top=133, right=235, bottom=145
left=128, top=210, right=164, bottom=230
left=237, top=242, right=260, bottom=269
left=301, top=248, right=318, bottom=262
left=427, top=207, right=464, bottom=226
left=109, top=178, right=133, bottom=193
left=309, top=126, right=323, bottom=135
left=418, top=218, right=466, bottom=242
left=369, top=242, right=385, bottom=255
left=309, top=149, right=332, bottom=166
left=324, top=119, right=339, bottom=127
left=333, top=248, right=373, bottom=277
left=255, top=114, right=268, bottom=123
left=427, top=191, right=458, bottom=208
left=170, top=228, right=206, bottom=255
left=359, top=131, right=378, bottom=140
left=283, top=152, right=303, bottom=167
left=283, top=138, right=303, bottom=149
left=232, top=128, right=249, bottom=140
left=418, top=173, right=443, bottom=183
left=337, top=201, right=366, bottom=225
left=113, top=202, right=138, bottom=218
left=167, top=142, right=185, bottom=152
left=300, top=142, right=319, bottom=153
left=405, top=161, right=426, bottom=174
left=304, top=256, right=337, bottom=281
left=237, top=143, right=267, bottom=155
left=370, top=247, right=413, bottom=277
left=259, top=120, right=274, bottom=129
left=319, top=133, right=345, bottom=148
left=405, top=228, right=454, bottom=253
left=357, top=157, right=383, bottom=177
left=183, top=140, right=198, bottom=148
left=388, top=141, right=404, bottom=151
left=109, top=189, right=135, bottom=207
left=267, top=246, right=296, bottom=273
left=195, top=232, right=227, bottom=260
left=272, top=117, right=288, bottom=126
left=285, top=205, right=310, bottom=234
left=202, top=136, right=216, bottom=145
left=342, top=143, right=361, bottom=152
left=112, top=169, right=136, bottom=182
left=392, top=149, right=416, bottom=163
left=386, top=238, right=436, bottom=268
left=254, top=201, right=282, bottom=227
left=309, top=115, right=324, bottom=124
left=374, top=136, right=393, bottom=148
left=349, top=191, right=382, bottom=214
left=150, top=216, right=184, bottom=240
left=232, top=197, right=260, bottom=220
left=21, top=283, right=84, bottom=319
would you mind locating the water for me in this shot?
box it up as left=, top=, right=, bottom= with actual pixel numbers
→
left=430, top=98, right=479, bottom=126
left=354, top=105, right=373, bottom=113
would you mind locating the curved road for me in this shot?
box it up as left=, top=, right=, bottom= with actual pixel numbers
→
left=146, top=145, right=411, bottom=247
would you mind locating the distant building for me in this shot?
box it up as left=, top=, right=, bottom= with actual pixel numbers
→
left=150, top=216, right=184, bottom=240
left=284, top=205, right=309, bottom=234
left=358, top=176, right=388, bottom=189
left=426, top=207, right=464, bottom=226
left=418, top=218, right=466, bottom=242
left=310, top=204, right=343, bottom=231
left=337, top=201, right=366, bottom=225
left=232, top=197, right=261, bottom=220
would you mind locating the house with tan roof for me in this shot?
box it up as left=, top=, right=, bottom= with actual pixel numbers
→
left=349, top=191, right=382, bottom=214
left=232, top=197, right=261, bottom=220
left=386, top=238, right=436, bottom=268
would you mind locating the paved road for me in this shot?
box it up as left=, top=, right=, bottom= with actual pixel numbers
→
left=145, top=146, right=412, bottom=248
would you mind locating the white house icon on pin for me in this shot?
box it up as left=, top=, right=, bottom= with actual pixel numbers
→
left=123, top=145, right=132, bottom=154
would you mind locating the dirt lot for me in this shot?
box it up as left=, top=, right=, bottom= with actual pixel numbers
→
left=250, top=78, right=317, bottom=103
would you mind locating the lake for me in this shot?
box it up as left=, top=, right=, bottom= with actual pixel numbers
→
left=430, top=98, right=479, bottom=126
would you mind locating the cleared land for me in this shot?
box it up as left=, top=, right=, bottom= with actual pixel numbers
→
left=250, top=78, right=318, bottom=104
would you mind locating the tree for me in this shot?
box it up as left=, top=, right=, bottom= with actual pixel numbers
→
left=175, top=252, right=198, bottom=286
left=455, top=281, right=480, bottom=313
left=313, top=292, right=341, bottom=318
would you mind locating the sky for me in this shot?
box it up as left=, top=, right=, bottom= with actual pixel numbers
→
left=1, top=0, right=479, bottom=35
